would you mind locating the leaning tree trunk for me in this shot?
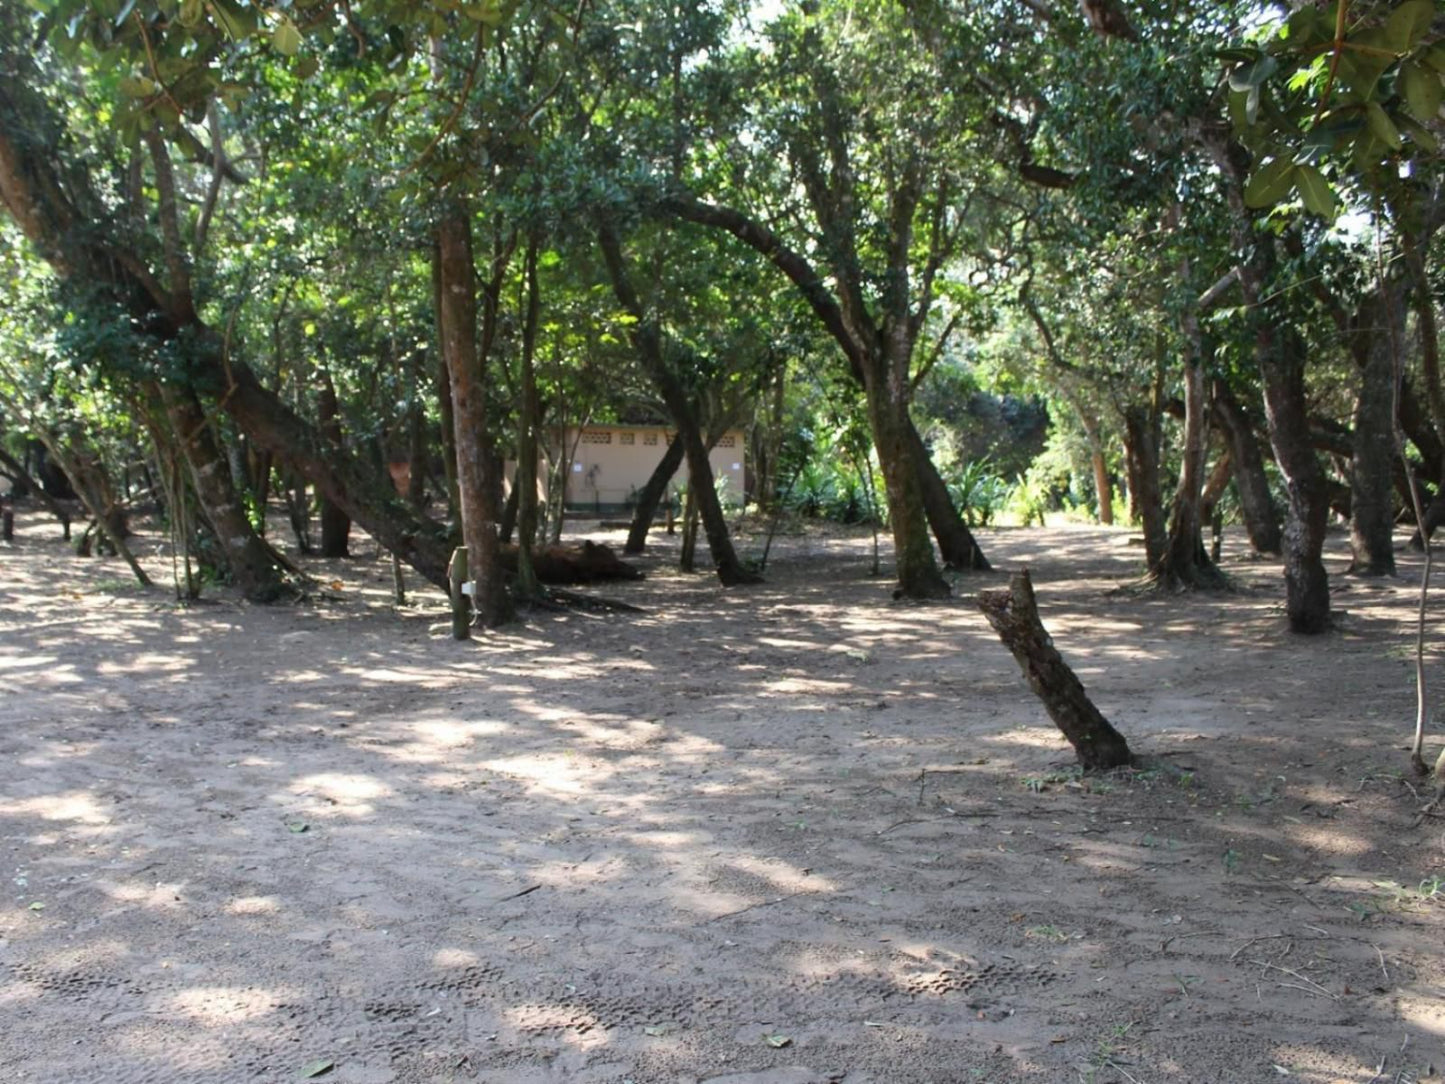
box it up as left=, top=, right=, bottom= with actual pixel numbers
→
left=437, top=207, right=512, bottom=628
left=0, top=52, right=453, bottom=591
left=1203, top=131, right=1328, bottom=631
left=157, top=383, right=289, bottom=601
left=595, top=221, right=758, bottom=586
left=1347, top=289, right=1402, bottom=576
left=1211, top=380, right=1282, bottom=556
left=976, top=570, right=1134, bottom=770
left=860, top=345, right=950, bottom=598
left=908, top=420, right=990, bottom=570
left=35, top=431, right=150, bottom=587
left=624, top=432, right=685, bottom=555
left=1122, top=405, right=1167, bottom=570
left=669, top=388, right=755, bottom=585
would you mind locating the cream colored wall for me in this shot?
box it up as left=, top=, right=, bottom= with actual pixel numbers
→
left=558, top=425, right=745, bottom=508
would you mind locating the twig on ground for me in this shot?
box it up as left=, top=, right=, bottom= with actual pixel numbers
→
left=495, top=883, right=542, bottom=902
left=703, top=891, right=809, bottom=924
left=1376, top=944, right=1390, bottom=984
left=1247, top=959, right=1339, bottom=1000
left=877, top=819, right=929, bottom=835
left=1230, top=934, right=1292, bottom=961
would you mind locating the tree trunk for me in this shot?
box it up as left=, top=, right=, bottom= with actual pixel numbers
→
left=1077, top=402, right=1114, bottom=526
left=432, top=245, right=461, bottom=525
left=862, top=354, right=950, bottom=597
left=316, top=366, right=352, bottom=558
left=656, top=194, right=958, bottom=594
left=1211, top=381, right=1282, bottom=556
left=1155, top=321, right=1222, bottom=589
left=499, top=471, right=520, bottom=544
left=679, top=483, right=699, bottom=573
left=976, top=570, right=1134, bottom=770
left=595, top=221, right=759, bottom=586
left=1347, top=288, right=1402, bottom=575
left=39, top=434, right=150, bottom=586
left=0, top=61, right=453, bottom=591
left=1259, top=330, right=1332, bottom=633
left=1122, top=405, right=1167, bottom=569
left=157, top=383, right=289, bottom=601
left=0, top=445, right=70, bottom=536
left=1200, top=130, right=1328, bottom=631
left=515, top=235, right=543, bottom=600
left=754, top=363, right=787, bottom=511
left=437, top=208, right=512, bottom=628
left=908, top=421, right=990, bottom=570
left=624, top=432, right=686, bottom=555
left=1200, top=450, right=1233, bottom=522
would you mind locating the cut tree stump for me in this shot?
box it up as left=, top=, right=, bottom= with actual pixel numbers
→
left=975, top=569, right=1134, bottom=770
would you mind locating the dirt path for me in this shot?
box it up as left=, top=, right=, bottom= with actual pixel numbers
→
left=2, top=514, right=1443, bottom=1083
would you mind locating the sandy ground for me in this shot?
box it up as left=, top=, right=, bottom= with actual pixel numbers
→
left=2, top=507, right=1444, bottom=1084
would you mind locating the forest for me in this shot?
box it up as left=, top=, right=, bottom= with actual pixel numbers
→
left=4, top=1, right=1445, bottom=1082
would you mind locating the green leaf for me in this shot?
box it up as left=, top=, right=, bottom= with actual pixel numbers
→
left=298, top=1059, right=335, bottom=1079
left=1283, top=7, right=1327, bottom=48
left=1293, top=164, right=1337, bottom=220
left=1244, top=157, right=1297, bottom=208
left=1385, top=0, right=1435, bottom=54
left=117, top=75, right=157, bottom=98
left=1424, top=45, right=1445, bottom=75
left=1397, top=113, right=1440, bottom=153
left=1213, top=47, right=1261, bottom=65
left=272, top=17, right=302, bottom=56
left=1366, top=102, right=1403, bottom=149
left=295, top=55, right=319, bottom=80
left=1400, top=60, right=1444, bottom=123
left=210, top=0, right=257, bottom=41
left=1229, top=55, right=1278, bottom=93
left=177, top=0, right=202, bottom=28
left=28, top=900, right=44, bottom=911
left=1352, top=130, right=1384, bottom=171
left=762, top=1033, right=792, bottom=1048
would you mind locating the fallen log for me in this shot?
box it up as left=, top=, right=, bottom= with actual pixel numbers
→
left=975, top=569, right=1134, bottom=770
left=499, top=540, right=643, bottom=585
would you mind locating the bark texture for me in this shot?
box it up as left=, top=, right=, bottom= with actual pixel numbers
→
left=1259, top=330, right=1332, bottom=632
left=0, top=59, right=454, bottom=591
left=1155, top=317, right=1223, bottom=589
left=596, top=222, right=759, bottom=586
left=624, top=432, right=686, bottom=555
left=157, top=383, right=289, bottom=601
left=1347, top=288, right=1402, bottom=575
left=976, top=570, right=1134, bottom=770
left=659, top=195, right=974, bottom=595
left=1211, top=381, right=1282, bottom=556
left=437, top=209, right=512, bottom=628
left=316, top=367, right=352, bottom=559
left=1123, top=405, right=1167, bottom=570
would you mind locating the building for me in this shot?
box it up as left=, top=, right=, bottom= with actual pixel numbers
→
left=551, top=424, right=746, bottom=514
